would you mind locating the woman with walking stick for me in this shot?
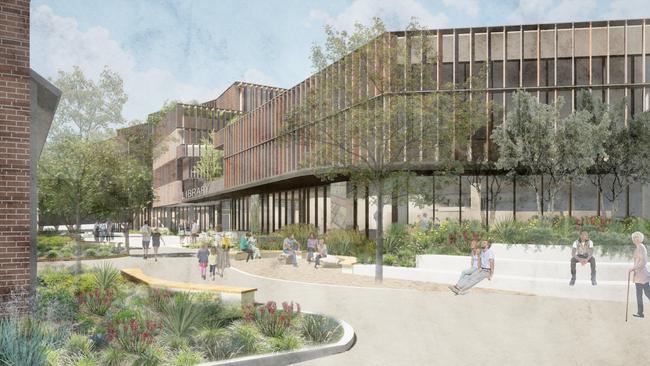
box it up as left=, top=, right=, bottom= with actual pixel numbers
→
left=628, top=231, right=650, bottom=319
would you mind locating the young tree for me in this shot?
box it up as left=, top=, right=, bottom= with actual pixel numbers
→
left=492, top=90, right=610, bottom=216
left=283, top=18, right=477, bottom=281
left=193, top=135, right=223, bottom=181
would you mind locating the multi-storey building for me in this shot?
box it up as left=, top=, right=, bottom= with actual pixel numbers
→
left=151, top=19, right=650, bottom=234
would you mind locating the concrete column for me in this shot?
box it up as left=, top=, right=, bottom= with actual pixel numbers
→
left=249, top=194, right=261, bottom=233
left=220, top=200, right=231, bottom=231
left=642, top=184, right=650, bottom=219
left=470, top=184, right=482, bottom=221
left=329, top=182, right=354, bottom=230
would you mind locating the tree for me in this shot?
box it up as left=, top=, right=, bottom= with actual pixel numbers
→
left=492, top=90, right=610, bottom=216
left=193, top=135, right=223, bottom=181
left=283, top=18, right=478, bottom=282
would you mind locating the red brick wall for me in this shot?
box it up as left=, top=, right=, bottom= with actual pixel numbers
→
left=0, top=0, right=31, bottom=310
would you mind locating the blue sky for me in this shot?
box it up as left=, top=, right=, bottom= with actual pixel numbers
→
left=31, top=0, right=650, bottom=122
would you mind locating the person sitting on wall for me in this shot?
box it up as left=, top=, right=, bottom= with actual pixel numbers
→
left=570, top=230, right=597, bottom=286
left=449, top=240, right=479, bottom=294
left=451, top=240, right=495, bottom=295
left=240, top=232, right=254, bottom=262
left=283, top=234, right=299, bottom=267
left=314, top=238, right=328, bottom=269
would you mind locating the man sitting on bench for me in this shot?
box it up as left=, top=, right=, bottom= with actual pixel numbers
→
left=570, top=230, right=597, bottom=286
left=283, top=234, right=299, bottom=267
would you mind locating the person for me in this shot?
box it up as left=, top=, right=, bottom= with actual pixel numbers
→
left=283, top=234, right=298, bottom=267
left=191, top=221, right=200, bottom=244
left=570, top=230, right=597, bottom=286
left=218, top=233, right=232, bottom=277
left=208, top=246, right=218, bottom=280
left=451, top=240, right=494, bottom=295
left=239, top=232, right=254, bottom=262
left=420, top=213, right=431, bottom=231
left=249, top=233, right=261, bottom=259
left=93, top=222, right=100, bottom=243
left=449, top=240, right=479, bottom=293
left=306, top=233, right=318, bottom=263
left=629, top=231, right=650, bottom=318
left=197, top=243, right=210, bottom=280
left=179, top=222, right=186, bottom=246
left=107, top=220, right=114, bottom=241
left=151, top=227, right=165, bottom=262
left=314, top=239, right=328, bottom=269
left=99, top=221, right=107, bottom=242
left=140, top=220, right=152, bottom=260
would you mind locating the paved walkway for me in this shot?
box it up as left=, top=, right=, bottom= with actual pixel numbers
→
left=40, top=253, right=650, bottom=366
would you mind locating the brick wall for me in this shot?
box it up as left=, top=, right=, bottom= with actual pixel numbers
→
left=0, top=0, right=31, bottom=310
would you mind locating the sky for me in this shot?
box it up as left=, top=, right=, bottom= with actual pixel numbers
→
left=31, top=0, right=650, bottom=123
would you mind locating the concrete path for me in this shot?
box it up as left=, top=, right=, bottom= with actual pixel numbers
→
left=40, top=253, right=650, bottom=366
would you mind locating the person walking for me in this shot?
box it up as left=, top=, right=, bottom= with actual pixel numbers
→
left=314, top=239, right=328, bottom=269
left=240, top=232, right=254, bottom=262
left=151, top=227, right=165, bottom=262
left=107, top=221, right=114, bottom=241
left=449, top=240, right=479, bottom=293
left=629, top=231, right=650, bottom=318
left=140, top=220, right=152, bottom=260
left=570, top=230, right=597, bottom=286
left=306, top=233, right=318, bottom=263
left=100, top=221, right=107, bottom=242
left=93, top=222, right=100, bottom=243
left=197, top=243, right=210, bottom=280
left=191, top=220, right=200, bottom=244
left=218, top=233, right=232, bottom=277
left=208, top=246, right=218, bottom=280
left=452, top=240, right=495, bottom=295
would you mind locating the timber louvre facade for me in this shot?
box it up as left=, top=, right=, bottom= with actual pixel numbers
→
left=153, top=19, right=650, bottom=234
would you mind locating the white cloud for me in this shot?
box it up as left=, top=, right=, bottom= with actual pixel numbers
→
left=606, top=0, right=650, bottom=19
left=307, top=0, right=448, bottom=31
left=31, top=5, right=223, bottom=122
left=442, top=0, right=480, bottom=18
left=241, top=68, right=279, bottom=87
left=508, top=0, right=598, bottom=24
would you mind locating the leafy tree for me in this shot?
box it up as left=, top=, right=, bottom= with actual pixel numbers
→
left=492, top=90, right=610, bottom=216
left=193, top=135, right=223, bottom=182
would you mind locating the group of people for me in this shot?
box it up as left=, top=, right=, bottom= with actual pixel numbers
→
left=196, top=233, right=233, bottom=280
left=139, top=221, right=165, bottom=261
left=93, top=221, right=115, bottom=242
left=282, top=233, right=328, bottom=268
left=448, top=230, right=650, bottom=320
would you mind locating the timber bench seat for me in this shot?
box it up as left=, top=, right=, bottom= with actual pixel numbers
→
left=120, top=268, right=256, bottom=305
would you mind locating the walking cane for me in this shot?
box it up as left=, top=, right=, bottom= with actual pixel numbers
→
left=626, top=271, right=632, bottom=322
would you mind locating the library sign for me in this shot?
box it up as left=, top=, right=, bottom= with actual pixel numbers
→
left=184, top=184, right=209, bottom=199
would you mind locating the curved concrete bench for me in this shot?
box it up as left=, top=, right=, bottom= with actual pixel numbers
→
left=121, top=268, right=256, bottom=305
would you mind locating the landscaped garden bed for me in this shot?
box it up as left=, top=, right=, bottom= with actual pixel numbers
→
left=0, top=264, right=345, bottom=366
left=37, top=234, right=126, bottom=261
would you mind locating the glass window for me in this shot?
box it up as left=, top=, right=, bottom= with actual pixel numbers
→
left=628, top=55, right=643, bottom=83
left=540, top=91, right=554, bottom=105
left=609, top=56, right=625, bottom=84
left=540, top=59, right=554, bottom=86
left=490, top=61, right=503, bottom=88
left=630, top=87, right=643, bottom=117
left=522, top=60, right=536, bottom=87
left=489, top=92, right=504, bottom=162
left=592, top=57, right=606, bottom=85
left=472, top=61, right=486, bottom=82
left=575, top=58, right=589, bottom=86
left=506, top=60, right=520, bottom=87
left=556, top=58, right=572, bottom=86
left=558, top=90, right=572, bottom=118
left=609, top=88, right=626, bottom=128
left=456, top=62, right=470, bottom=86
left=442, top=63, right=453, bottom=86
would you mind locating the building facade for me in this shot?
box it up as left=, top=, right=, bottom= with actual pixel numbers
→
left=152, top=19, right=650, bottom=234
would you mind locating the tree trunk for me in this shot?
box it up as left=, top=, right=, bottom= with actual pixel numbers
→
left=375, top=180, right=384, bottom=283
left=123, top=220, right=130, bottom=253
left=74, top=198, right=82, bottom=274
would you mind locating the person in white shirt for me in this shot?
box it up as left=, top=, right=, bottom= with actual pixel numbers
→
left=140, top=220, right=152, bottom=260
left=452, top=240, right=494, bottom=295
left=570, top=231, right=597, bottom=286
left=629, top=231, right=650, bottom=318
left=449, top=240, right=479, bottom=293
left=191, top=221, right=200, bottom=244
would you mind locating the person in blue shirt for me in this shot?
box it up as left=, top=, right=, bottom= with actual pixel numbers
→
left=240, top=232, right=254, bottom=262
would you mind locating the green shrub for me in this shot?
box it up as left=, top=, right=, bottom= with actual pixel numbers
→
left=107, top=315, right=161, bottom=354
left=197, top=298, right=242, bottom=329
left=384, top=224, right=409, bottom=255
left=45, top=250, right=60, bottom=259
left=0, top=319, right=49, bottom=366
left=325, top=229, right=373, bottom=257
left=101, top=347, right=127, bottom=366
left=37, top=235, right=74, bottom=254
left=268, top=333, right=302, bottom=352
left=147, top=288, right=173, bottom=313
left=79, top=288, right=114, bottom=316
left=170, top=347, right=205, bottom=366
left=84, top=249, right=98, bottom=257
left=133, top=345, right=164, bottom=366
left=275, top=224, right=318, bottom=247
left=383, top=254, right=397, bottom=266
left=193, top=328, right=232, bottom=361
left=92, top=263, right=120, bottom=292
left=255, top=234, right=283, bottom=250
left=300, top=314, right=342, bottom=344
left=228, top=321, right=264, bottom=356
left=66, top=333, right=94, bottom=358
left=160, top=293, right=204, bottom=340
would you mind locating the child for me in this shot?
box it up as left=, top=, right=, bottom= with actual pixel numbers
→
left=208, top=246, right=218, bottom=280
left=197, top=243, right=210, bottom=280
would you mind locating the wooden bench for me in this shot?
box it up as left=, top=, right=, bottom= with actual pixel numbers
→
left=121, top=268, right=256, bottom=306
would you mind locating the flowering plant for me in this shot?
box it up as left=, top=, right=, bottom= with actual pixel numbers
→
left=244, top=301, right=300, bottom=338
left=107, top=316, right=162, bottom=354
left=79, top=288, right=113, bottom=316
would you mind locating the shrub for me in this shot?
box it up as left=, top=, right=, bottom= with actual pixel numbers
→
left=275, top=224, right=318, bottom=247
left=79, top=288, right=114, bottom=316
left=171, top=347, right=205, bottom=366
left=107, top=316, right=161, bottom=354
left=197, top=298, right=242, bottom=329
left=268, top=333, right=302, bottom=352
left=228, top=321, right=265, bottom=356
left=384, top=224, right=409, bottom=255
left=133, top=345, right=164, bottom=366
left=300, top=314, right=342, bottom=344
left=84, top=248, right=98, bottom=257
left=101, top=347, right=127, bottom=366
left=160, top=293, right=205, bottom=340
left=193, top=328, right=232, bottom=361
left=66, top=333, right=94, bottom=358
left=325, top=229, right=373, bottom=257
left=147, top=288, right=173, bottom=313
left=255, top=234, right=283, bottom=250
left=45, top=250, right=60, bottom=259
left=244, top=301, right=300, bottom=338
left=382, top=254, right=398, bottom=266
left=0, top=318, right=49, bottom=366
left=92, top=263, right=120, bottom=292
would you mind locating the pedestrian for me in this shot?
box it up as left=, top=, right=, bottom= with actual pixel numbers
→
left=629, top=231, right=650, bottom=318
left=100, top=221, right=107, bottom=242
left=240, top=232, right=254, bottom=262
left=451, top=240, right=495, bottom=295
left=151, top=227, right=165, bottom=262
left=93, top=222, right=100, bottom=243
left=449, top=240, right=479, bottom=293
left=191, top=221, right=200, bottom=244
left=107, top=221, right=114, bottom=241
left=420, top=213, right=431, bottom=231
left=197, top=243, right=210, bottom=280
left=218, top=233, right=232, bottom=277
left=283, top=234, right=299, bottom=267
left=208, top=246, right=218, bottom=280
left=306, top=233, right=318, bottom=263
left=570, top=230, right=597, bottom=286
left=249, top=233, right=261, bottom=259
left=314, top=239, right=328, bottom=269
left=140, top=220, right=152, bottom=260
